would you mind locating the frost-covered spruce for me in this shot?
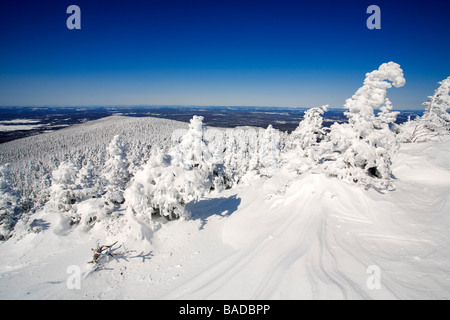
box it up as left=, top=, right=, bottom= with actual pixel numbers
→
left=126, top=149, right=205, bottom=221
left=220, top=125, right=281, bottom=181
left=222, top=128, right=248, bottom=185
left=102, top=135, right=130, bottom=205
left=259, top=125, right=281, bottom=177
left=126, top=116, right=222, bottom=221
left=421, top=76, right=450, bottom=131
left=0, top=163, right=20, bottom=240
left=125, top=149, right=183, bottom=222
left=170, top=116, right=213, bottom=170
left=398, top=76, right=450, bottom=143
left=47, top=161, right=79, bottom=216
left=323, top=62, right=405, bottom=189
left=204, top=127, right=232, bottom=189
left=76, top=160, right=100, bottom=200
left=288, top=105, right=328, bottom=159
left=170, top=115, right=226, bottom=192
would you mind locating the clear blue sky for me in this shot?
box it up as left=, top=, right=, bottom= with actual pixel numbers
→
left=0, top=0, right=449, bottom=109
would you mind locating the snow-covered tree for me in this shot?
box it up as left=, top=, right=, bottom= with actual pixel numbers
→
left=246, top=128, right=260, bottom=172
left=0, top=164, right=20, bottom=240
left=288, top=105, right=328, bottom=159
left=76, top=160, right=100, bottom=200
left=222, top=128, right=244, bottom=185
left=259, top=125, right=281, bottom=177
left=376, top=98, right=399, bottom=128
left=126, top=149, right=170, bottom=222
left=170, top=116, right=212, bottom=169
left=204, top=128, right=231, bottom=189
left=126, top=116, right=226, bottom=222
left=126, top=147, right=205, bottom=221
left=421, top=76, right=450, bottom=131
left=47, top=161, right=79, bottom=216
left=323, top=62, right=405, bottom=189
left=102, top=135, right=130, bottom=205
left=170, top=116, right=225, bottom=192
left=398, top=77, right=450, bottom=142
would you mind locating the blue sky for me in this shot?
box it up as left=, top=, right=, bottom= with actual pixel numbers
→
left=0, top=0, right=449, bottom=109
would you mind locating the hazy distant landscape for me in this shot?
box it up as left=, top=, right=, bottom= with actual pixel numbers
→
left=0, top=106, right=422, bottom=144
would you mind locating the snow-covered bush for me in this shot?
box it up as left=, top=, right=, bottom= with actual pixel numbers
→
left=102, top=135, right=130, bottom=205
left=0, top=163, right=20, bottom=240
left=323, top=62, right=405, bottom=189
left=397, top=116, right=430, bottom=143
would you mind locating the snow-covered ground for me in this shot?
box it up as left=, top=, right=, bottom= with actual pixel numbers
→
left=1, top=135, right=449, bottom=299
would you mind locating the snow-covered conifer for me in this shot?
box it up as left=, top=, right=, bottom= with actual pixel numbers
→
left=47, top=161, right=79, bottom=215
left=0, top=164, right=20, bottom=240
left=398, top=77, right=450, bottom=142
left=259, top=125, right=281, bottom=177
left=126, top=116, right=226, bottom=222
left=126, top=147, right=204, bottom=221
left=288, top=105, right=328, bottom=159
left=102, top=135, right=130, bottom=205
left=170, top=116, right=210, bottom=168
left=421, top=76, right=450, bottom=131
left=246, top=128, right=260, bottom=172
left=76, top=160, right=100, bottom=200
left=170, top=116, right=225, bottom=191
left=323, top=62, right=405, bottom=189
left=204, top=128, right=230, bottom=190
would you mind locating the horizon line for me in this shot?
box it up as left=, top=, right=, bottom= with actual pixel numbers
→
left=0, top=104, right=425, bottom=111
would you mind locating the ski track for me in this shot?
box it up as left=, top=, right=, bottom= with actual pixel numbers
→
left=166, top=159, right=450, bottom=299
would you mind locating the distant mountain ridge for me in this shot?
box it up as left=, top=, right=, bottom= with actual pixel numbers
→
left=0, top=106, right=422, bottom=144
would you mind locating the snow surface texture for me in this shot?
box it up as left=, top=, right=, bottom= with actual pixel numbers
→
left=0, top=135, right=450, bottom=299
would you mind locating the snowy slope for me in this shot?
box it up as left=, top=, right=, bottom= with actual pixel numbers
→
left=1, top=136, right=449, bottom=299
left=0, top=116, right=188, bottom=210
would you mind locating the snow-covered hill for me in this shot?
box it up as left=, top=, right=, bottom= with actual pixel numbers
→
left=0, top=134, right=449, bottom=299
left=0, top=116, right=188, bottom=211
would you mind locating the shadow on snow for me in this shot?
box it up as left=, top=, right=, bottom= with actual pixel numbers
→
left=186, top=194, right=241, bottom=230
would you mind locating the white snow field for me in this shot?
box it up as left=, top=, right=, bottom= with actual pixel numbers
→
left=1, top=134, right=449, bottom=299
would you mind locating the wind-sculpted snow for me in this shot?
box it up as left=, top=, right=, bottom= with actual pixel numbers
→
left=161, top=143, right=450, bottom=299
